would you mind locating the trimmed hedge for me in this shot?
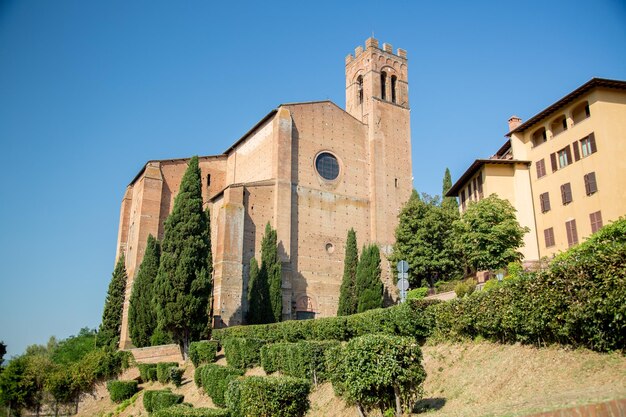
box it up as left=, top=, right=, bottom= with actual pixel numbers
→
left=189, top=341, right=219, bottom=367
left=225, top=376, right=310, bottom=417
left=143, top=389, right=184, bottom=413
left=222, top=338, right=265, bottom=370
left=106, top=380, right=138, bottom=403
left=213, top=299, right=439, bottom=344
left=152, top=404, right=230, bottom=417
left=138, top=363, right=158, bottom=382
left=260, top=341, right=339, bottom=382
left=199, top=364, right=244, bottom=407
left=156, top=362, right=179, bottom=384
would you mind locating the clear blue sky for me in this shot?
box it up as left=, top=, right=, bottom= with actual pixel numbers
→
left=1, top=0, right=625, bottom=358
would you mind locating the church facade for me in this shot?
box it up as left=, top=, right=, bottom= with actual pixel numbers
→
left=115, top=38, right=413, bottom=348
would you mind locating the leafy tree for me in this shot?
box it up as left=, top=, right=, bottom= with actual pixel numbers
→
left=153, top=156, right=212, bottom=356
left=246, top=257, right=265, bottom=324
left=50, top=328, right=97, bottom=365
left=392, top=191, right=461, bottom=288
left=441, top=167, right=459, bottom=213
left=0, top=355, right=29, bottom=415
left=129, top=234, right=161, bottom=347
left=98, top=254, right=128, bottom=348
left=337, top=228, right=358, bottom=316
left=355, top=244, right=383, bottom=313
left=453, top=194, right=530, bottom=272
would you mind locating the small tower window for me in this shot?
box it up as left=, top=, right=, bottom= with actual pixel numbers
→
left=357, top=75, right=363, bottom=104
left=381, top=71, right=387, bottom=101
left=207, top=174, right=211, bottom=187
left=391, top=75, right=397, bottom=104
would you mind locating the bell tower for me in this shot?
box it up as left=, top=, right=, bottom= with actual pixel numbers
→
left=345, top=38, right=412, bottom=249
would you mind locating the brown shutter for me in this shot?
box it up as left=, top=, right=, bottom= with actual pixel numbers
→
left=561, top=183, right=572, bottom=204
left=545, top=193, right=551, bottom=211
left=585, top=172, right=597, bottom=194
left=589, top=132, right=597, bottom=153
left=550, top=153, right=557, bottom=172
left=573, top=142, right=580, bottom=161
left=564, top=145, right=572, bottom=165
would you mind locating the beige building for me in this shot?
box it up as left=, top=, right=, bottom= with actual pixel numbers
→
left=115, top=37, right=413, bottom=348
left=447, top=78, right=626, bottom=262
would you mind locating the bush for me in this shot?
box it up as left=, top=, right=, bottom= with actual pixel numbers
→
left=194, top=365, right=204, bottom=388
left=189, top=341, right=219, bottom=367
left=170, top=367, right=184, bottom=387
left=157, top=362, right=179, bottom=384
left=454, top=278, right=476, bottom=298
left=138, top=363, right=158, bottom=382
left=222, top=338, right=265, bottom=370
left=106, top=380, right=138, bottom=403
left=327, top=334, right=426, bottom=415
left=152, top=404, right=230, bottom=417
left=143, top=390, right=184, bottom=413
left=200, top=364, right=244, bottom=407
left=406, top=287, right=429, bottom=300
left=260, top=341, right=339, bottom=382
left=225, top=376, right=310, bottom=417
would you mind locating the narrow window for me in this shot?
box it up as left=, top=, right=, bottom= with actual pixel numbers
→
left=557, top=145, right=572, bottom=169
left=207, top=174, right=211, bottom=187
left=561, top=183, right=573, bottom=205
left=565, top=219, right=578, bottom=247
left=477, top=174, right=484, bottom=198
left=532, top=127, right=547, bottom=147
left=394, top=178, right=398, bottom=188
left=357, top=75, right=363, bottom=104
left=572, top=101, right=590, bottom=124
left=536, top=159, right=546, bottom=178
left=550, top=153, right=558, bottom=173
left=544, top=228, right=555, bottom=248
left=540, top=192, right=551, bottom=213
left=590, top=211, right=603, bottom=233
left=472, top=177, right=478, bottom=200
left=572, top=141, right=580, bottom=161
left=584, top=172, right=598, bottom=195
left=391, top=75, right=397, bottom=104
left=468, top=183, right=472, bottom=200
left=461, top=190, right=466, bottom=210
left=580, top=133, right=597, bottom=157
left=550, top=115, right=567, bottom=136
left=380, top=72, right=387, bottom=100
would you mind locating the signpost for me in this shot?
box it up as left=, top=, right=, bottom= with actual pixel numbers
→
left=397, top=260, right=410, bottom=303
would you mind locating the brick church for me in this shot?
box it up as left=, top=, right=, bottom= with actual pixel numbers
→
left=115, top=38, right=413, bottom=348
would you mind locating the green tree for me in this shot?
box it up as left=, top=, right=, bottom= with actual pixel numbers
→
left=392, top=191, right=461, bottom=287
left=0, top=355, right=30, bottom=416
left=128, top=234, right=161, bottom=347
left=355, top=244, right=383, bottom=313
left=246, top=257, right=265, bottom=324
left=0, top=341, right=6, bottom=368
left=261, top=223, right=282, bottom=323
left=337, top=228, right=359, bottom=316
left=50, top=328, right=97, bottom=365
left=153, top=156, right=212, bottom=357
left=441, top=167, right=459, bottom=213
left=98, top=254, right=128, bottom=348
left=454, top=194, right=530, bottom=273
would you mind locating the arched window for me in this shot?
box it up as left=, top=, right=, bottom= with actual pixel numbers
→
left=391, top=75, right=397, bottom=103
left=381, top=71, right=387, bottom=100
left=572, top=101, right=590, bottom=124
left=357, top=75, right=363, bottom=104
left=531, top=127, right=547, bottom=147
left=550, top=115, right=567, bottom=136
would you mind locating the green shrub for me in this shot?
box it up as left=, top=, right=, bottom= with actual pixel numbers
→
left=434, top=279, right=459, bottom=293
left=194, top=365, right=204, bottom=388
left=327, top=334, right=426, bottom=415
left=454, top=278, right=476, bottom=298
left=482, top=278, right=500, bottom=292
left=189, top=341, right=219, bottom=367
left=106, top=380, right=138, bottom=403
left=260, top=341, right=339, bottom=382
left=152, top=404, right=230, bottom=417
left=170, top=367, right=184, bottom=387
left=222, top=338, right=265, bottom=370
left=138, top=363, right=158, bottom=382
left=225, top=376, right=310, bottom=417
left=200, top=364, right=244, bottom=407
left=156, top=362, right=179, bottom=384
left=406, top=287, right=429, bottom=300
left=143, top=390, right=184, bottom=413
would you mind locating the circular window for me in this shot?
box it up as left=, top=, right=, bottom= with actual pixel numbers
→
left=315, top=152, right=339, bottom=181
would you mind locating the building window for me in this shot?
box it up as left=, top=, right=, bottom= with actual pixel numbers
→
left=560, top=183, right=573, bottom=205
left=550, top=115, right=567, bottom=136
left=572, top=101, right=590, bottom=124
left=590, top=211, right=603, bottom=233
left=584, top=172, right=598, bottom=195
left=206, top=174, right=211, bottom=187
left=544, top=227, right=555, bottom=248
left=461, top=189, right=466, bottom=210
left=539, top=192, right=551, bottom=213
left=565, top=219, right=578, bottom=247
left=580, top=133, right=597, bottom=157
left=381, top=71, right=387, bottom=101
left=557, top=145, right=572, bottom=169
left=315, top=152, right=340, bottom=181
left=531, top=127, right=547, bottom=147
left=472, top=177, right=478, bottom=200
left=357, top=75, right=363, bottom=104
left=467, top=183, right=472, bottom=201
left=391, top=75, right=397, bottom=104
left=536, top=159, right=546, bottom=178
left=394, top=178, right=398, bottom=188
left=477, top=174, right=483, bottom=199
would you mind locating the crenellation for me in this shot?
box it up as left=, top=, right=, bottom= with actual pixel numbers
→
left=383, top=43, right=392, bottom=53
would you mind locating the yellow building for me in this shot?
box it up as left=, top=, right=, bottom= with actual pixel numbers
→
left=447, top=78, right=626, bottom=262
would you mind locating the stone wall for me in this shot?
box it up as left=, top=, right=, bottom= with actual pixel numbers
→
left=126, top=344, right=183, bottom=364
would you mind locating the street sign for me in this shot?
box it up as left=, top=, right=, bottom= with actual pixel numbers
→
left=397, top=278, right=409, bottom=291
left=397, top=260, right=409, bottom=273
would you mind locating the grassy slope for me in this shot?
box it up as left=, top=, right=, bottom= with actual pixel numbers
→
left=77, top=342, right=626, bottom=417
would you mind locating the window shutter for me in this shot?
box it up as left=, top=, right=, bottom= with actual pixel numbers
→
left=573, top=142, right=580, bottom=161
left=589, top=133, right=597, bottom=153
left=550, top=153, right=557, bottom=172
left=584, top=174, right=590, bottom=195
left=585, top=172, right=597, bottom=195
left=545, top=193, right=551, bottom=211
left=561, top=183, right=572, bottom=204
left=561, top=184, right=566, bottom=204
left=564, top=145, right=572, bottom=165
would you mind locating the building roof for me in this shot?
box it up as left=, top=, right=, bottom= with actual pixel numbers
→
left=506, top=78, right=626, bottom=136
left=446, top=159, right=530, bottom=197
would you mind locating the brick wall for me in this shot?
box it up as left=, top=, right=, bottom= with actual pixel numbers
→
left=523, top=399, right=626, bottom=417
left=126, top=344, right=183, bottom=364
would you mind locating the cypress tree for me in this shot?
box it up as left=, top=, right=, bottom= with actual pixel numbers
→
left=442, top=167, right=459, bottom=213
left=355, top=244, right=383, bottom=313
left=261, top=222, right=282, bottom=323
left=98, top=254, right=128, bottom=348
left=153, top=156, right=212, bottom=357
left=337, top=228, right=358, bottom=316
left=246, top=257, right=263, bottom=323
left=128, top=234, right=160, bottom=348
